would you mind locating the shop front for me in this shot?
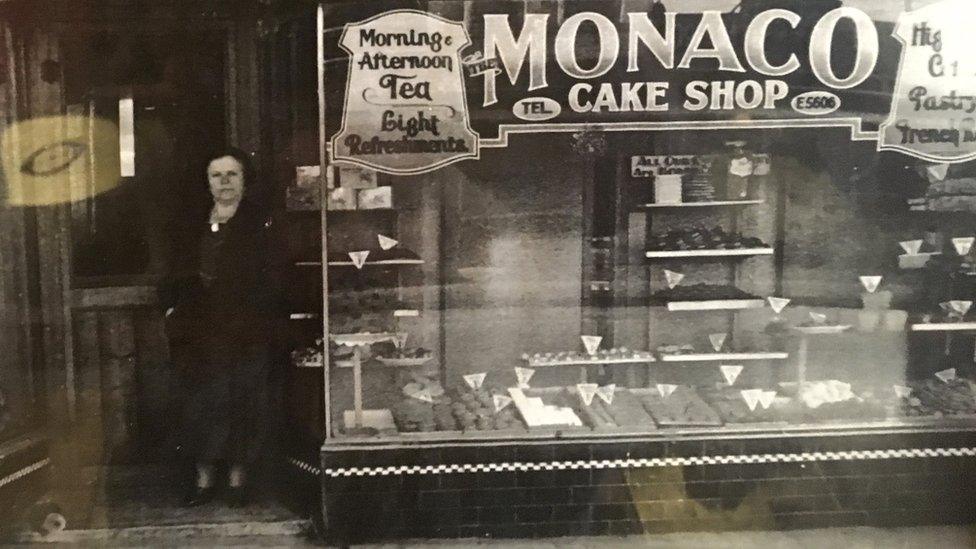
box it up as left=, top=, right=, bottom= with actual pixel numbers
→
left=301, top=0, right=976, bottom=544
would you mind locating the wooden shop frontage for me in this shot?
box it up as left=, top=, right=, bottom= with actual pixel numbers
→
left=311, top=0, right=976, bottom=544
left=2, top=0, right=976, bottom=545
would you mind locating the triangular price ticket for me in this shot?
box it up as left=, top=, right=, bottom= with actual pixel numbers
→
left=809, top=312, right=827, bottom=324
left=859, top=275, right=882, bottom=293
left=664, top=270, right=685, bottom=289
left=740, top=389, right=763, bottom=411
left=377, top=234, right=399, bottom=250
left=893, top=385, right=912, bottom=398
left=410, top=387, right=433, bottom=403
left=758, top=390, right=777, bottom=410
left=493, top=394, right=513, bottom=412
left=935, top=368, right=957, bottom=384
left=709, top=333, right=727, bottom=352
left=463, top=373, right=487, bottom=390
left=767, top=297, right=791, bottom=314
left=577, top=383, right=599, bottom=406
left=720, top=365, right=744, bottom=386
left=596, top=384, right=616, bottom=405
left=926, top=163, right=949, bottom=182
left=514, top=367, right=535, bottom=388
left=899, top=240, right=923, bottom=255
left=348, top=250, right=370, bottom=269
left=581, top=335, right=603, bottom=355
left=656, top=383, right=678, bottom=398
left=952, top=237, right=974, bottom=256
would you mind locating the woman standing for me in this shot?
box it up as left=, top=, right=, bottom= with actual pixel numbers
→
left=164, top=147, right=277, bottom=507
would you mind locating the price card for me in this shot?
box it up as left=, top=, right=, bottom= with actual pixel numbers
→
left=348, top=250, right=370, bottom=269
left=656, top=383, right=677, bottom=398
left=809, top=312, right=827, bottom=325
left=767, top=297, right=790, bottom=314
left=720, top=365, right=744, bottom=386
left=596, top=384, right=616, bottom=405
left=926, top=163, right=949, bottom=182
left=893, top=385, right=913, bottom=398
left=377, top=234, right=399, bottom=250
left=859, top=276, right=882, bottom=293
left=407, top=386, right=433, bottom=403
left=581, top=335, right=603, bottom=355
left=664, top=269, right=685, bottom=289
left=952, top=237, right=974, bottom=256
left=577, top=383, right=599, bottom=406
left=463, top=373, right=487, bottom=390
left=708, top=333, right=727, bottom=352
left=514, top=367, right=535, bottom=388
left=899, top=240, right=923, bottom=255
left=758, top=390, right=777, bottom=410
left=493, top=394, right=513, bottom=412
left=935, top=368, right=957, bottom=383
left=740, top=389, right=763, bottom=412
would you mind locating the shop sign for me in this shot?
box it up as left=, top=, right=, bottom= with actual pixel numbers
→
left=330, top=10, right=479, bottom=174
left=326, top=1, right=976, bottom=174
left=879, top=0, right=976, bottom=162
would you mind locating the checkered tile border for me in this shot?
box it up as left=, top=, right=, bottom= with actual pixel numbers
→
left=315, top=447, right=976, bottom=478
left=0, top=458, right=50, bottom=489
left=289, top=457, right=323, bottom=477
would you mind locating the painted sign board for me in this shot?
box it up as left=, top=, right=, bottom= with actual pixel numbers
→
left=322, top=1, right=976, bottom=175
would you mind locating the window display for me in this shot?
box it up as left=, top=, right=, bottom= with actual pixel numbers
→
left=294, top=1, right=976, bottom=447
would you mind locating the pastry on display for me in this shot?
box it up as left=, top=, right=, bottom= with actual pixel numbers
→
left=569, top=388, right=655, bottom=430
left=510, top=388, right=585, bottom=429
left=647, top=226, right=768, bottom=252
left=910, top=378, right=976, bottom=416
left=523, top=347, right=654, bottom=366
left=445, top=385, right=526, bottom=432
left=638, top=386, right=722, bottom=426
left=698, top=386, right=784, bottom=424
left=291, top=343, right=323, bottom=368
left=655, top=344, right=697, bottom=356
left=375, top=346, right=433, bottom=367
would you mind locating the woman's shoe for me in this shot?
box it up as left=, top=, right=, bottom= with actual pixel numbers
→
left=183, top=485, right=217, bottom=507
left=227, top=485, right=249, bottom=508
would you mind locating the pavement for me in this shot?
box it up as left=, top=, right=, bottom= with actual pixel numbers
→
left=18, top=524, right=974, bottom=548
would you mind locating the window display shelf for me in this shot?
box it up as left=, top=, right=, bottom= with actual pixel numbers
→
left=794, top=325, right=853, bottom=335
left=525, top=355, right=657, bottom=367
left=645, top=248, right=774, bottom=259
left=329, top=332, right=401, bottom=345
left=660, top=352, right=789, bottom=362
left=911, top=322, right=976, bottom=332
left=666, top=299, right=765, bottom=311
left=295, top=259, right=425, bottom=267
left=636, top=199, right=764, bottom=209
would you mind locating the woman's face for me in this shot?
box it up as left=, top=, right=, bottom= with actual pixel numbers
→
left=207, top=155, right=245, bottom=206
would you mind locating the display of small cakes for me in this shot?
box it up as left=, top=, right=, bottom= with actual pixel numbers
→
left=567, top=387, right=655, bottom=431
left=290, top=345, right=323, bottom=368
left=698, top=385, right=786, bottom=424
left=522, top=347, right=654, bottom=366
left=909, top=378, right=976, bottom=417
left=450, top=386, right=526, bottom=432
left=636, top=386, right=722, bottom=426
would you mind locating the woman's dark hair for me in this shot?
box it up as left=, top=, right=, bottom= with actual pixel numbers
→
left=204, top=146, right=263, bottom=205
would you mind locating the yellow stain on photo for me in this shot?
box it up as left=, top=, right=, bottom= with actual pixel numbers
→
left=2, top=115, right=122, bottom=206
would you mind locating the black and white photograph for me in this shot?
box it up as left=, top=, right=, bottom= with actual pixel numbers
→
left=0, top=1, right=975, bottom=547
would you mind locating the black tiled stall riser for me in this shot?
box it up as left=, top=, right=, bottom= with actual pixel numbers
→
left=321, top=436, right=976, bottom=545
